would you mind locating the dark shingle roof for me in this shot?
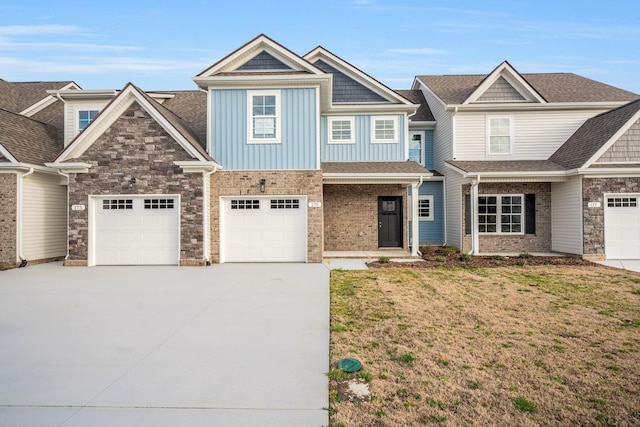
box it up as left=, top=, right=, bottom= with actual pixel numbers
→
left=417, top=73, right=639, bottom=105
left=161, top=91, right=208, bottom=146
left=549, top=99, right=640, bottom=169
left=128, top=85, right=211, bottom=161
left=0, top=79, right=74, bottom=113
left=447, top=160, right=566, bottom=173
left=0, top=108, right=61, bottom=165
left=322, top=161, right=432, bottom=175
left=394, top=90, right=435, bottom=122
left=313, top=59, right=389, bottom=103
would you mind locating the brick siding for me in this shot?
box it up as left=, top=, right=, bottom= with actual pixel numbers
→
left=583, top=177, right=640, bottom=258
left=462, top=182, right=552, bottom=253
left=323, top=184, right=408, bottom=251
left=209, top=170, right=323, bottom=263
left=66, top=102, right=205, bottom=265
left=0, top=173, right=17, bottom=267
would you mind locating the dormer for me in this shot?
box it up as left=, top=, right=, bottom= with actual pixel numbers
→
left=47, top=89, right=118, bottom=147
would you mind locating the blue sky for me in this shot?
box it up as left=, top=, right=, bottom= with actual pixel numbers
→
left=1, top=0, right=639, bottom=93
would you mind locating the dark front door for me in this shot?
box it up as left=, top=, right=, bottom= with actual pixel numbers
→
left=378, top=196, right=403, bottom=248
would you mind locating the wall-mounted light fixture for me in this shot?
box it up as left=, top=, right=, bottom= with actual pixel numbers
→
left=129, top=177, right=136, bottom=187
left=259, top=178, right=266, bottom=193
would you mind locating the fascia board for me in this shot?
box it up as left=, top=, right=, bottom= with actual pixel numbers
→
left=173, top=160, right=223, bottom=173
left=194, top=74, right=331, bottom=88
left=409, top=121, right=437, bottom=128
left=0, top=163, right=59, bottom=174
left=0, top=144, right=19, bottom=163
left=582, top=109, right=640, bottom=168
left=445, top=102, right=625, bottom=112
left=46, top=89, right=119, bottom=100
left=44, top=162, right=92, bottom=173
left=197, top=36, right=325, bottom=78
left=577, top=167, right=640, bottom=177
left=326, top=103, right=419, bottom=115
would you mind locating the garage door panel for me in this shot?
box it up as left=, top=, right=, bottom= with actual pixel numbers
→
left=222, top=197, right=307, bottom=262
left=605, top=195, right=640, bottom=259
left=95, top=197, right=179, bottom=265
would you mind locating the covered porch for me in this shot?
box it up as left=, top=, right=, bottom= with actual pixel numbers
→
left=322, top=161, right=433, bottom=257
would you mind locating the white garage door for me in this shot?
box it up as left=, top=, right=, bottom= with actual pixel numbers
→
left=605, top=195, right=640, bottom=259
left=221, top=196, right=307, bottom=262
left=94, top=197, right=179, bottom=265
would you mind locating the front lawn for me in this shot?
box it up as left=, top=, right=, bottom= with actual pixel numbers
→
left=329, top=265, right=640, bottom=426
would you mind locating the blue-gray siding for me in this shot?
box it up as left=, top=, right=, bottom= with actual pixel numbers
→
left=210, top=88, right=317, bottom=170
left=320, top=115, right=406, bottom=161
left=313, top=59, right=389, bottom=103
left=235, top=51, right=293, bottom=71
left=424, top=129, right=435, bottom=170
left=409, top=180, right=444, bottom=245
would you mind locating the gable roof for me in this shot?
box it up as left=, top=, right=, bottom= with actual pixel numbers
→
left=416, top=71, right=639, bottom=105
left=395, top=90, right=435, bottom=122
left=550, top=98, right=640, bottom=169
left=195, top=34, right=324, bottom=79
left=55, top=83, right=212, bottom=163
left=304, top=46, right=414, bottom=106
left=160, top=90, right=208, bottom=146
left=0, top=108, right=61, bottom=165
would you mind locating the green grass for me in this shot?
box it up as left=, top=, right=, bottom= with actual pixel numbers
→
left=513, top=396, right=537, bottom=413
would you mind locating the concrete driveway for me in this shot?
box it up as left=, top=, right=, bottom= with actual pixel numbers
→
left=0, top=263, right=329, bottom=426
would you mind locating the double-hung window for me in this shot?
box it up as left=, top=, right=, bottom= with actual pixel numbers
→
left=248, top=90, right=281, bottom=143
left=371, top=116, right=399, bottom=143
left=487, top=116, right=512, bottom=155
left=78, top=109, right=99, bottom=132
left=328, top=117, right=355, bottom=144
left=478, top=195, right=523, bottom=234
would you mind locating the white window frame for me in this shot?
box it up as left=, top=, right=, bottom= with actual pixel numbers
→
left=371, top=115, right=399, bottom=143
left=75, top=106, right=101, bottom=133
left=328, top=116, right=355, bottom=144
left=478, top=194, right=524, bottom=235
left=486, top=116, right=513, bottom=156
left=418, top=195, right=434, bottom=221
left=409, top=131, right=424, bottom=164
left=247, top=90, right=281, bottom=144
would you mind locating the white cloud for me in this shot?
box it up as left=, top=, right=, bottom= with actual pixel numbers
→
left=0, top=37, right=142, bottom=51
left=0, top=24, right=79, bottom=36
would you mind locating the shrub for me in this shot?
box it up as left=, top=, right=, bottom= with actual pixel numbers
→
left=459, top=253, right=472, bottom=262
left=519, top=252, right=533, bottom=259
left=378, top=256, right=390, bottom=263
left=490, top=254, right=503, bottom=260
left=435, top=256, right=445, bottom=263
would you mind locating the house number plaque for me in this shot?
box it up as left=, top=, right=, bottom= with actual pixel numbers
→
left=71, top=204, right=86, bottom=211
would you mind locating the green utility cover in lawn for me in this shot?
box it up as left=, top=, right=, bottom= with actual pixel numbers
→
left=338, top=358, right=362, bottom=373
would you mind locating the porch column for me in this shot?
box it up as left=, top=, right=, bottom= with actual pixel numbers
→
left=411, top=182, right=419, bottom=256
left=470, top=178, right=480, bottom=255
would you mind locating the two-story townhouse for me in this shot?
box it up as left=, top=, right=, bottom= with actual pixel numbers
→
left=43, top=34, right=433, bottom=266
left=0, top=79, right=79, bottom=268
left=413, top=61, right=640, bottom=259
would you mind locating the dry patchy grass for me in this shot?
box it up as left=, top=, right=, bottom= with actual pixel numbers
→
left=329, top=265, right=640, bottom=426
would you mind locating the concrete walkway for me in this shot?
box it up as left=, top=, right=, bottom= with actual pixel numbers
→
left=0, top=263, right=329, bottom=426
left=594, top=259, right=640, bottom=273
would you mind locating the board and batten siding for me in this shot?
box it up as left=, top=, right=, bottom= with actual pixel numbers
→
left=64, top=99, right=112, bottom=147
left=408, top=180, right=444, bottom=245
left=210, top=88, right=318, bottom=170
left=423, top=129, right=435, bottom=170
left=22, top=172, right=67, bottom=260
left=454, top=109, right=609, bottom=160
left=551, top=177, right=583, bottom=255
left=320, top=115, right=406, bottom=162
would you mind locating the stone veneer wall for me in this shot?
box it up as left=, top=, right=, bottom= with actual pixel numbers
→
left=323, top=184, right=408, bottom=252
left=583, top=177, right=640, bottom=258
left=209, top=170, right=323, bottom=263
left=0, top=173, right=17, bottom=267
left=66, top=103, right=205, bottom=266
left=462, top=182, right=552, bottom=253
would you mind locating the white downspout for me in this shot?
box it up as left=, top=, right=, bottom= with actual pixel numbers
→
left=17, top=168, right=35, bottom=266
left=411, top=176, right=423, bottom=257
left=470, top=175, right=480, bottom=255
